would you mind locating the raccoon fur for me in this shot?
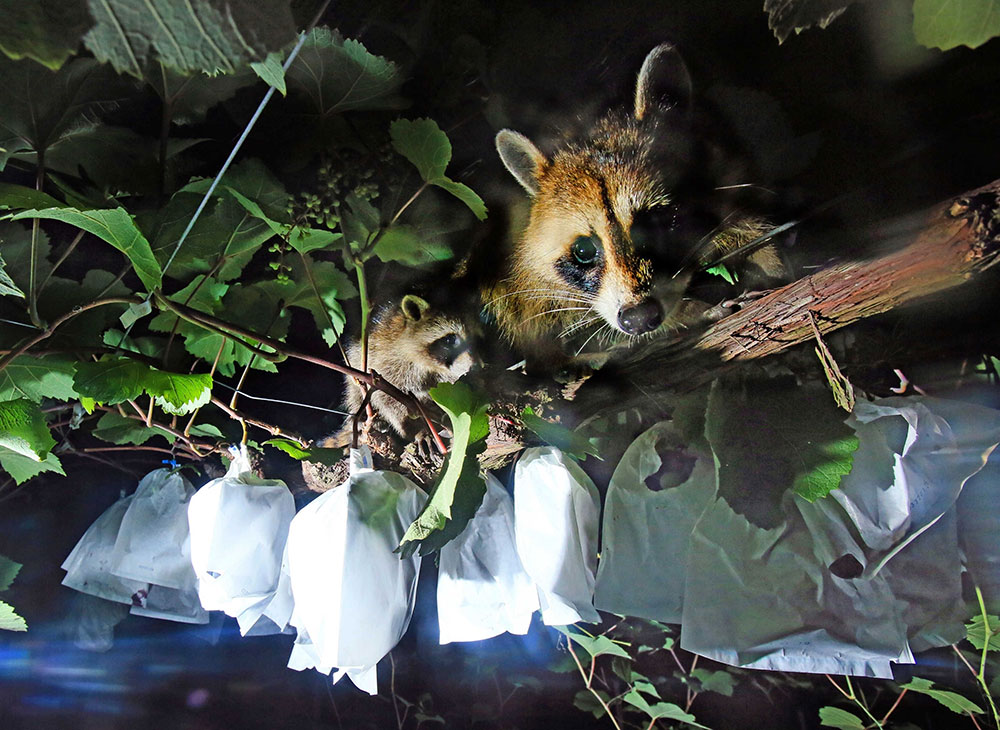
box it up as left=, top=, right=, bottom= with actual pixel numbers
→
left=483, top=43, right=784, bottom=366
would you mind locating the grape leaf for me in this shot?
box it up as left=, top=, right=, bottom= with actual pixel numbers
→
left=390, top=118, right=488, bottom=221
left=0, top=600, right=27, bottom=632
left=82, top=0, right=297, bottom=78
left=251, top=51, right=286, bottom=95
left=0, top=183, right=63, bottom=210
left=285, top=28, right=405, bottom=115
left=691, top=668, right=735, bottom=697
left=373, top=225, right=453, bottom=266
left=0, top=554, right=22, bottom=592
left=573, top=690, right=608, bottom=719
left=151, top=65, right=257, bottom=126
left=966, top=613, right=1000, bottom=652
left=0, top=251, right=23, bottom=298
left=556, top=627, right=631, bottom=659
left=0, top=447, right=64, bottom=484
left=521, top=406, right=600, bottom=461
left=623, top=690, right=706, bottom=727
left=0, top=354, right=79, bottom=403
left=914, top=0, right=1000, bottom=50
left=0, top=399, right=56, bottom=461
left=818, top=706, right=865, bottom=729
left=900, top=677, right=983, bottom=715
left=763, top=0, right=858, bottom=43
left=705, top=378, right=858, bottom=527
left=397, top=382, right=489, bottom=556
left=12, top=207, right=162, bottom=291
left=0, top=56, right=134, bottom=172
left=73, top=358, right=212, bottom=414
left=92, top=411, right=174, bottom=446
left=0, top=0, right=92, bottom=71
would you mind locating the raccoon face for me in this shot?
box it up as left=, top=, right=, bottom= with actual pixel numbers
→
left=496, top=43, right=707, bottom=340
left=400, top=295, right=475, bottom=383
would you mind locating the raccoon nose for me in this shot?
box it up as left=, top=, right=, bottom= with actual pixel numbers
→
left=618, top=299, right=663, bottom=335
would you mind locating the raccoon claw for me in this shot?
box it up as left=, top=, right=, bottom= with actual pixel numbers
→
left=706, top=290, right=770, bottom=321
left=412, top=429, right=436, bottom=463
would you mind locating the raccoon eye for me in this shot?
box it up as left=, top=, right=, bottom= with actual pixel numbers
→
left=428, top=333, right=464, bottom=366
left=570, top=235, right=599, bottom=265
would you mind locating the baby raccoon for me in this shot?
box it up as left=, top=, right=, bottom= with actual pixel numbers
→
left=484, top=44, right=783, bottom=364
left=324, top=294, right=475, bottom=449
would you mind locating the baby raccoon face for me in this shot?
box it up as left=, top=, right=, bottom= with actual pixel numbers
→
left=400, top=295, right=475, bottom=383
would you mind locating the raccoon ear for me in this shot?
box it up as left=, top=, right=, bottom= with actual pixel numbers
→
left=496, top=129, right=547, bottom=197
left=401, top=294, right=430, bottom=322
left=634, top=43, right=692, bottom=121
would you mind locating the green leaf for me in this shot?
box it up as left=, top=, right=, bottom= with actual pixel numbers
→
left=256, top=257, right=355, bottom=346
left=12, top=207, right=162, bottom=291
left=818, top=706, right=866, bottom=730
left=398, top=382, right=490, bottom=556
left=0, top=399, right=56, bottom=461
left=0, top=446, right=63, bottom=484
left=0, top=600, right=27, bottom=632
left=521, top=406, right=600, bottom=461
left=73, top=358, right=212, bottom=415
left=765, top=1, right=858, bottom=44
left=92, top=411, right=173, bottom=446
left=691, top=668, right=735, bottom=697
left=432, top=178, right=487, bottom=222
left=373, top=225, right=453, bottom=266
left=0, top=0, right=92, bottom=70
left=966, top=613, right=1000, bottom=652
left=286, top=28, right=404, bottom=115
left=913, top=0, right=1000, bottom=50
left=0, top=182, right=64, bottom=210
left=73, top=358, right=151, bottom=405
left=0, top=56, right=134, bottom=173
left=148, top=371, right=212, bottom=416
left=623, top=690, right=706, bottom=726
left=0, top=251, right=24, bottom=298
left=82, top=0, right=297, bottom=78
left=151, top=66, right=257, bottom=126
left=573, top=690, right=608, bottom=719
left=705, top=378, right=859, bottom=527
left=556, top=626, right=631, bottom=659
left=145, top=190, right=276, bottom=283
left=0, top=554, right=22, bottom=592
left=390, top=118, right=488, bottom=221
left=900, top=677, right=983, bottom=715
left=0, top=355, right=78, bottom=403
left=251, top=51, right=286, bottom=95
left=705, top=263, right=737, bottom=284
left=286, top=227, right=340, bottom=255
left=264, top=438, right=310, bottom=459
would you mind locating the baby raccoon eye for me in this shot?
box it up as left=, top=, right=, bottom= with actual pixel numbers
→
left=428, top=333, right=464, bottom=366
left=570, top=235, right=599, bottom=265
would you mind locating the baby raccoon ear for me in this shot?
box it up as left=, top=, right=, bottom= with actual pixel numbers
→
left=401, top=294, right=430, bottom=322
left=634, top=43, right=692, bottom=121
left=496, top=129, right=547, bottom=197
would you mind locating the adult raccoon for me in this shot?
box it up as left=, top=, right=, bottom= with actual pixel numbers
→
left=484, top=44, right=783, bottom=367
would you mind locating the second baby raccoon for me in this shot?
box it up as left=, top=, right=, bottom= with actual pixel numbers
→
left=325, top=293, right=475, bottom=449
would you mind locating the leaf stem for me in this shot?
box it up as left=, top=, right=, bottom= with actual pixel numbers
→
left=566, top=638, right=623, bottom=730
left=974, top=585, right=1000, bottom=728
left=37, top=229, right=85, bottom=296
left=0, top=297, right=139, bottom=373
left=27, top=152, right=45, bottom=328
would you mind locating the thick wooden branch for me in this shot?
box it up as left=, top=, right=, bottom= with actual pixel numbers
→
left=695, top=179, right=1000, bottom=362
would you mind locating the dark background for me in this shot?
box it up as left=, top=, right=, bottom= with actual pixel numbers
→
left=2, top=0, right=1000, bottom=728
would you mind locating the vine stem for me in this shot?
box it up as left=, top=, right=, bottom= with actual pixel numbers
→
left=0, top=297, right=139, bottom=373
left=27, top=151, right=45, bottom=328
left=974, top=586, right=1000, bottom=728
left=37, top=229, right=85, bottom=296
left=565, top=638, right=623, bottom=730
left=825, top=675, right=883, bottom=730
left=157, top=295, right=446, bottom=453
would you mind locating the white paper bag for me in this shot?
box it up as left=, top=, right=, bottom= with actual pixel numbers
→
left=187, top=445, right=295, bottom=635
left=130, top=583, right=209, bottom=624
left=514, top=446, right=601, bottom=625
left=62, top=495, right=146, bottom=605
left=286, top=446, right=427, bottom=694
left=437, top=473, right=538, bottom=644
left=594, top=421, right=715, bottom=622
left=111, top=468, right=197, bottom=590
